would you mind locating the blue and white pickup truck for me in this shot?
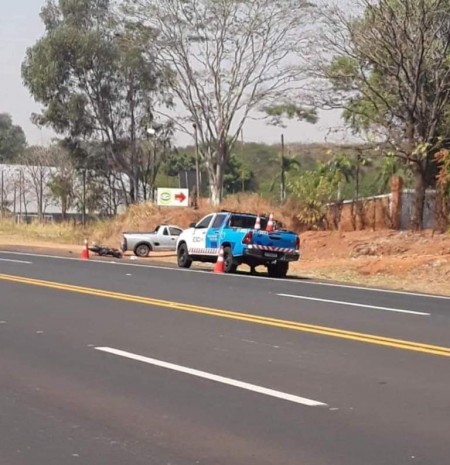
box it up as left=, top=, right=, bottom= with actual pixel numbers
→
left=176, top=211, right=300, bottom=277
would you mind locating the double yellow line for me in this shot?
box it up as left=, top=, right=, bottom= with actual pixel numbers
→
left=1, top=273, right=449, bottom=358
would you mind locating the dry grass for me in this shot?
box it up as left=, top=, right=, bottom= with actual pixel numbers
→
left=0, top=218, right=90, bottom=244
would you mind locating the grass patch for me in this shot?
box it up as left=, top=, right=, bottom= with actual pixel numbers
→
left=0, top=218, right=90, bottom=244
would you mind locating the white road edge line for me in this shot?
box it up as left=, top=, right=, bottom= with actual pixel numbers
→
left=277, top=294, right=430, bottom=316
left=0, top=258, right=33, bottom=264
left=95, top=347, right=327, bottom=408
left=1, top=249, right=449, bottom=300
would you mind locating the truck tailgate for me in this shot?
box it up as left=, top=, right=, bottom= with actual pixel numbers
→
left=252, top=231, right=297, bottom=250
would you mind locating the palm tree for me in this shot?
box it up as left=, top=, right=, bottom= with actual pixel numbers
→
left=270, top=157, right=301, bottom=200
left=321, top=154, right=355, bottom=200
left=376, top=155, right=403, bottom=193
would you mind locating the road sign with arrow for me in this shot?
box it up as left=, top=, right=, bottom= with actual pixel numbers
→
left=157, top=188, right=189, bottom=207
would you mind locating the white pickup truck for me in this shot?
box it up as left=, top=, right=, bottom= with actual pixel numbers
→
left=121, top=224, right=183, bottom=257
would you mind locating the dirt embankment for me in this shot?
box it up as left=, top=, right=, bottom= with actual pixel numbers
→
left=297, top=229, right=450, bottom=296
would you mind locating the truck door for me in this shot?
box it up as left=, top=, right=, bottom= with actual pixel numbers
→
left=159, top=226, right=172, bottom=249
left=205, top=213, right=227, bottom=251
left=190, top=214, right=214, bottom=254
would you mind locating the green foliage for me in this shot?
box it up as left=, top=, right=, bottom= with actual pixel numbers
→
left=223, top=154, right=255, bottom=195
left=264, top=103, right=318, bottom=127
left=48, top=173, right=74, bottom=218
left=288, top=170, right=338, bottom=228
left=0, top=113, right=27, bottom=162
left=22, top=0, right=172, bottom=203
left=327, top=56, right=359, bottom=92
left=323, top=0, right=450, bottom=227
left=161, top=150, right=196, bottom=177
left=320, top=154, right=355, bottom=183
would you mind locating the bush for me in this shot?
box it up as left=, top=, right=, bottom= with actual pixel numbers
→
left=288, top=171, right=337, bottom=229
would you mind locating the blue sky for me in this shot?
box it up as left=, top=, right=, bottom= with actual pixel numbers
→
left=0, top=0, right=348, bottom=148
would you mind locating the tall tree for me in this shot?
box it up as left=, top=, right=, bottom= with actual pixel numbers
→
left=22, top=0, right=173, bottom=205
left=48, top=147, right=76, bottom=220
left=126, top=0, right=315, bottom=205
left=19, top=146, right=55, bottom=220
left=0, top=113, right=27, bottom=163
left=319, top=0, right=450, bottom=229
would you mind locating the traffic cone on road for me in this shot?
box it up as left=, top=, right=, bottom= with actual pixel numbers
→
left=266, top=213, right=274, bottom=232
left=80, top=239, right=90, bottom=260
left=213, top=246, right=225, bottom=273
left=254, top=215, right=261, bottom=230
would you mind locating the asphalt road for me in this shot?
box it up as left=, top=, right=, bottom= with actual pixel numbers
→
left=1, top=250, right=449, bottom=465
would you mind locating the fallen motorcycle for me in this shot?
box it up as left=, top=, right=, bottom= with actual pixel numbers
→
left=88, top=244, right=123, bottom=259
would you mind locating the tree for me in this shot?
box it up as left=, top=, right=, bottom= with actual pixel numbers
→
left=126, top=0, right=315, bottom=205
left=223, top=153, right=255, bottom=194
left=319, top=0, right=450, bottom=229
left=375, top=153, right=405, bottom=192
left=270, top=156, right=301, bottom=200
left=48, top=147, right=75, bottom=220
left=22, top=0, right=173, bottom=205
left=161, top=149, right=197, bottom=178
left=321, top=154, right=355, bottom=200
left=20, top=146, right=56, bottom=220
left=0, top=114, right=27, bottom=163
left=288, top=170, right=338, bottom=229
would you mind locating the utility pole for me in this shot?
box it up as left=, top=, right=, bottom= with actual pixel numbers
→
left=280, top=134, right=286, bottom=203
left=39, top=169, right=43, bottom=222
left=82, top=169, right=86, bottom=225
left=240, top=129, right=245, bottom=193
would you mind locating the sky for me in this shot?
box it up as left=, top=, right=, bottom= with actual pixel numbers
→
left=0, top=0, right=351, bottom=148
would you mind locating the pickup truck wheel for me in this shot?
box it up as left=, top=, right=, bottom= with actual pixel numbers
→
left=223, top=247, right=238, bottom=273
left=267, top=262, right=289, bottom=278
left=177, top=243, right=192, bottom=268
left=134, top=243, right=151, bottom=257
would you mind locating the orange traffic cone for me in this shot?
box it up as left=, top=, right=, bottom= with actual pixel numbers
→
left=254, top=215, right=261, bottom=230
left=81, top=239, right=90, bottom=260
left=266, top=213, right=274, bottom=232
left=213, top=246, right=225, bottom=273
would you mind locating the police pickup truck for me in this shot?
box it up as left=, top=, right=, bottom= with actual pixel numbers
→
left=176, top=211, right=300, bottom=278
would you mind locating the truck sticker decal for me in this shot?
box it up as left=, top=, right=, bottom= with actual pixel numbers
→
left=189, top=247, right=219, bottom=255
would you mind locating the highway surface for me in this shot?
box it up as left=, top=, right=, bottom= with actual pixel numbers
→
left=0, top=250, right=449, bottom=465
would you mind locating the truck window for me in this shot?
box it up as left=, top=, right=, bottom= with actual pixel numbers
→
left=195, top=215, right=213, bottom=229
left=169, top=227, right=182, bottom=236
left=212, top=214, right=227, bottom=228
left=162, top=227, right=169, bottom=235
left=229, top=215, right=268, bottom=229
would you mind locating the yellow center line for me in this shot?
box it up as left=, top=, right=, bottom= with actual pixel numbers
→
left=1, top=273, right=449, bottom=358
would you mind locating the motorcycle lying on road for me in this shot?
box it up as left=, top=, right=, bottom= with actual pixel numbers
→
left=88, top=244, right=123, bottom=259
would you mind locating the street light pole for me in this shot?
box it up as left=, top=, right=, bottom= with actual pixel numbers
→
left=18, top=170, right=22, bottom=221
left=193, top=123, right=200, bottom=208
left=280, top=133, right=286, bottom=203
left=147, top=127, right=158, bottom=202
